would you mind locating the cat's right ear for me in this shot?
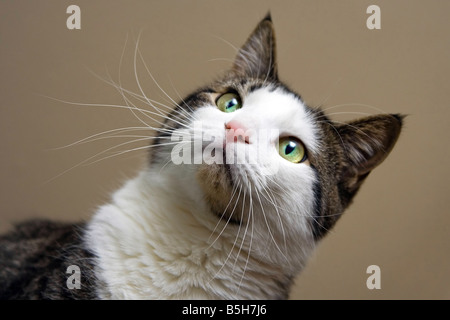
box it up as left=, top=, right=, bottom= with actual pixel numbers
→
left=231, top=13, right=278, bottom=81
left=337, top=114, right=404, bottom=205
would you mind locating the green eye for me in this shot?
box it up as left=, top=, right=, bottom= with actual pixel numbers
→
left=216, top=93, right=242, bottom=113
left=278, top=137, right=307, bottom=163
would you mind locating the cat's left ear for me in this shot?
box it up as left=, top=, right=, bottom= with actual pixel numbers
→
left=337, top=114, right=404, bottom=202
left=232, top=13, right=278, bottom=81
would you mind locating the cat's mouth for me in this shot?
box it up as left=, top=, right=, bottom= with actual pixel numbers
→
left=196, top=146, right=251, bottom=225
left=194, top=124, right=266, bottom=224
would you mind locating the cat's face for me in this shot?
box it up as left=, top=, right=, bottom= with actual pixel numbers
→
left=151, top=15, right=402, bottom=267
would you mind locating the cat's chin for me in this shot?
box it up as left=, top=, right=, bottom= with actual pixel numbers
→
left=196, top=162, right=245, bottom=224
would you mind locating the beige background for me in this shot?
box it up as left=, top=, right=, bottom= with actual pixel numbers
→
left=1, top=1, right=449, bottom=299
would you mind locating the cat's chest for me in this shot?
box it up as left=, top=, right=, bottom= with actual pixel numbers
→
left=84, top=171, right=296, bottom=299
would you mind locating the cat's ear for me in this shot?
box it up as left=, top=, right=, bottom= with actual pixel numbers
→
left=337, top=114, right=404, bottom=199
left=231, top=13, right=278, bottom=81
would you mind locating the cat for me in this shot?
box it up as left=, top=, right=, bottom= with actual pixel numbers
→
left=0, top=14, right=403, bottom=300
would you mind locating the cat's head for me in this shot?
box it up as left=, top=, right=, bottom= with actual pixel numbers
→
left=151, top=14, right=402, bottom=268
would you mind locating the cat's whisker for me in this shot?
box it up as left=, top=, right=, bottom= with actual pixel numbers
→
left=112, top=76, right=195, bottom=131
left=318, top=111, right=374, bottom=118
left=83, top=140, right=192, bottom=167
left=157, top=155, right=175, bottom=173
left=233, top=179, right=251, bottom=272
left=42, top=94, right=184, bottom=131
left=133, top=31, right=168, bottom=120
left=210, top=33, right=239, bottom=53
left=48, top=126, right=154, bottom=150
left=236, top=184, right=254, bottom=297
left=131, top=35, right=199, bottom=129
left=123, top=82, right=195, bottom=126
left=208, top=183, right=243, bottom=284
left=258, top=179, right=288, bottom=254
left=57, top=123, right=183, bottom=151
left=253, top=187, right=289, bottom=263
left=123, top=87, right=179, bottom=127
left=115, top=84, right=175, bottom=114
left=43, top=137, right=150, bottom=184
left=319, top=102, right=389, bottom=115
left=61, top=134, right=171, bottom=148
left=77, top=136, right=155, bottom=163
left=106, top=69, right=158, bottom=130
left=45, top=136, right=188, bottom=184
left=166, top=76, right=197, bottom=117
left=135, top=34, right=186, bottom=114
left=207, top=58, right=235, bottom=64
left=110, top=32, right=158, bottom=130
left=253, top=175, right=345, bottom=219
left=107, top=67, right=191, bottom=132
left=88, top=68, right=194, bottom=125
left=315, top=77, right=343, bottom=108
left=156, top=148, right=185, bottom=173
left=207, top=182, right=241, bottom=249
left=231, top=186, right=247, bottom=272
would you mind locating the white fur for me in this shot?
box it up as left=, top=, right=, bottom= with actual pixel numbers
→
left=86, top=87, right=320, bottom=299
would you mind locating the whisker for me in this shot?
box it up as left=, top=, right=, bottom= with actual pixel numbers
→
left=209, top=34, right=239, bottom=53
left=207, top=58, right=235, bottom=64
left=207, top=182, right=241, bottom=249
left=81, top=141, right=184, bottom=167
left=252, top=174, right=345, bottom=218
left=107, top=67, right=156, bottom=130
left=257, top=178, right=287, bottom=253
left=44, top=135, right=189, bottom=184
left=253, top=185, right=289, bottom=263
left=317, top=111, right=373, bottom=119
left=135, top=33, right=186, bottom=112
left=319, top=102, right=388, bottom=115
left=42, top=95, right=173, bottom=129
left=59, top=134, right=171, bottom=148
left=48, top=126, right=155, bottom=150
left=233, top=179, right=249, bottom=271
left=111, top=32, right=158, bottom=130
left=87, top=68, right=192, bottom=124
left=133, top=31, right=167, bottom=119
left=166, top=75, right=197, bottom=116
left=43, top=94, right=190, bottom=140
left=236, top=183, right=254, bottom=296
left=208, top=183, right=243, bottom=283
left=112, top=74, right=195, bottom=130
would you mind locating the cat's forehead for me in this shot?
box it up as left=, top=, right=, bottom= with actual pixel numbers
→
left=212, top=76, right=308, bottom=111
left=212, top=76, right=279, bottom=96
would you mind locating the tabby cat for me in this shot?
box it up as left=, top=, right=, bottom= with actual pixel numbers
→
left=0, top=14, right=403, bottom=299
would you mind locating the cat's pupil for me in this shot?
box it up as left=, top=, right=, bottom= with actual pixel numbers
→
left=285, top=142, right=296, bottom=155
left=226, top=99, right=237, bottom=109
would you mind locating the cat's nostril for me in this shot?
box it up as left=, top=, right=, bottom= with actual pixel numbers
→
left=225, top=120, right=251, bottom=144
left=225, top=120, right=243, bottom=132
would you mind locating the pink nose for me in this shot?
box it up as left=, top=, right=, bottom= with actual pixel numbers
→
left=225, top=120, right=247, bottom=132
left=225, top=120, right=250, bottom=144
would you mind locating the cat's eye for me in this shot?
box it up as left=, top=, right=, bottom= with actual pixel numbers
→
left=216, top=93, right=242, bottom=113
left=278, top=137, right=307, bottom=163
